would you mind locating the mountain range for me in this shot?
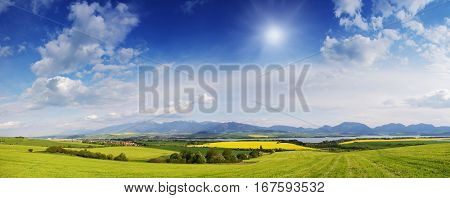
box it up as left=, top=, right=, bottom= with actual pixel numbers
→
left=75, top=120, right=450, bottom=137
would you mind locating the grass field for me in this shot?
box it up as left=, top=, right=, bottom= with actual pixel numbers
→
left=189, top=141, right=313, bottom=150
left=0, top=137, right=97, bottom=148
left=1, top=142, right=449, bottom=177
left=338, top=138, right=450, bottom=150
left=69, top=146, right=174, bottom=162
left=1, top=137, right=450, bottom=178
left=340, top=138, right=450, bottom=144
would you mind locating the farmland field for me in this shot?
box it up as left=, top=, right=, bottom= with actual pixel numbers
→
left=1, top=138, right=449, bottom=178
left=189, top=141, right=313, bottom=150
left=68, top=146, right=174, bottom=162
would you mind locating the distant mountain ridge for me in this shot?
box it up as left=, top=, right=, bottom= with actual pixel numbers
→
left=84, top=120, right=450, bottom=136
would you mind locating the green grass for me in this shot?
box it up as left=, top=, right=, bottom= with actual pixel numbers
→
left=69, top=146, right=174, bottom=162
left=339, top=138, right=450, bottom=150
left=0, top=137, right=97, bottom=148
left=1, top=141, right=449, bottom=177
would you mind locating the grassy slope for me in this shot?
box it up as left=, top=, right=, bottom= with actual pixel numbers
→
left=69, top=146, right=174, bottom=162
left=0, top=137, right=96, bottom=148
left=1, top=143, right=449, bottom=178
left=339, top=138, right=450, bottom=150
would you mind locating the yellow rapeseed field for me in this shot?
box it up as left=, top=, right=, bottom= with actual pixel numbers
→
left=190, top=141, right=313, bottom=150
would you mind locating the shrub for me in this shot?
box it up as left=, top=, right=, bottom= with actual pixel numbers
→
left=167, top=153, right=184, bottom=163
left=114, top=153, right=128, bottom=161
left=28, top=148, right=33, bottom=153
left=237, top=153, right=249, bottom=160
left=180, top=150, right=194, bottom=163
left=192, top=152, right=206, bottom=164
left=249, top=150, right=262, bottom=158
left=106, top=154, right=114, bottom=160
left=206, top=150, right=225, bottom=163
left=222, top=149, right=240, bottom=163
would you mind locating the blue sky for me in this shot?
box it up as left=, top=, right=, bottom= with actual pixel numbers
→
left=0, top=0, right=449, bottom=136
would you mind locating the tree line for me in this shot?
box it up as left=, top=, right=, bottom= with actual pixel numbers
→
left=45, top=146, right=128, bottom=161
left=150, top=149, right=266, bottom=164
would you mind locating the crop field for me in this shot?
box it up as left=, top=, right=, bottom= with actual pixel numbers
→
left=340, top=138, right=450, bottom=144
left=0, top=137, right=97, bottom=148
left=69, top=146, right=174, bottom=162
left=1, top=138, right=449, bottom=178
left=189, top=141, right=313, bottom=150
left=338, top=138, right=450, bottom=150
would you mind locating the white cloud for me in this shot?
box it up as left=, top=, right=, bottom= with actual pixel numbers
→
left=0, top=45, right=12, bottom=57
left=333, top=0, right=362, bottom=17
left=17, top=44, right=26, bottom=53
left=92, top=63, right=127, bottom=72
left=31, top=0, right=54, bottom=14
left=339, top=13, right=368, bottom=30
left=181, top=0, right=207, bottom=14
left=381, top=29, right=401, bottom=40
left=333, top=0, right=368, bottom=30
left=405, top=39, right=418, bottom=47
left=372, top=0, right=394, bottom=17
left=320, top=34, right=393, bottom=66
left=199, top=93, right=215, bottom=105
left=371, top=16, right=383, bottom=30
left=0, top=121, right=22, bottom=129
left=407, top=89, right=450, bottom=108
left=118, top=48, right=140, bottom=63
left=84, top=114, right=99, bottom=120
left=395, top=0, right=433, bottom=17
left=404, top=20, right=425, bottom=34
left=0, top=0, right=13, bottom=14
left=22, top=76, right=91, bottom=109
left=31, top=2, right=139, bottom=77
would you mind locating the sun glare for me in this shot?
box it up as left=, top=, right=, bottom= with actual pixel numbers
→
left=264, top=25, right=284, bottom=45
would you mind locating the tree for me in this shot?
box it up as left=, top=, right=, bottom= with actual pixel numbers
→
left=106, top=154, right=114, bottom=160
left=192, top=152, right=206, bottom=164
left=181, top=150, right=194, bottom=163
left=222, top=149, right=240, bottom=163
left=28, top=148, right=33, bottom=153
left=249, top=150, right=261, bottom=158
left=206, top=149, right=225, bottom=163
left=237, top=153, right=249, bottom=160
left=167, top=153, right=184, bottom=163
left=114, top=153, right=128, bottom=161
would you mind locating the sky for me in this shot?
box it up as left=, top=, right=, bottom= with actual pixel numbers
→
left=0, top=0, right=449, bottom=136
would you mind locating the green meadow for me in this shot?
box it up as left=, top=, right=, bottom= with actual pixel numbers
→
left=0, top=137, right=449, bottom=178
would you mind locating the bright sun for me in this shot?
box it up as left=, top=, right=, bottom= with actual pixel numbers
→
left=264, top=25, right=284, bottom=45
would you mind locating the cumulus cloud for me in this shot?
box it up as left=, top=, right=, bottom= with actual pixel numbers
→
left=0, top=121, right=22, bottom=129
left=404, top=20, right=425, bottom=34
left=320, top=34, right=394, bottom=66
left=31, top=2, right=139, bottom=77
left=22, top=76, right=91, bottom=109
left=332, top=0, right=368, bottom=30
left=413, top=19, right=450, bottom=72
left=118, top=48, right=140, bottom=63
left=395, top=0, right=433, bottom=17
left=407, top=89, right=450, bottom=108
